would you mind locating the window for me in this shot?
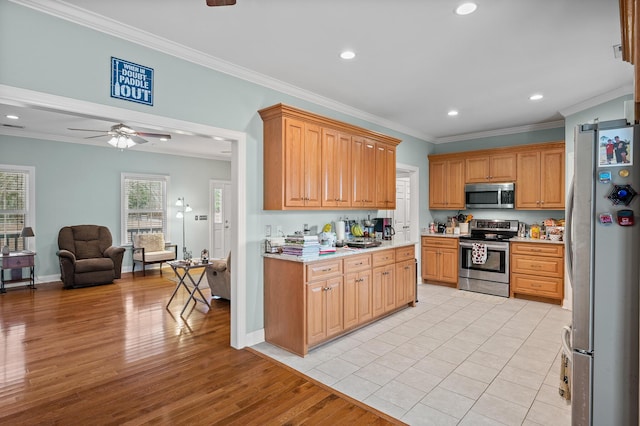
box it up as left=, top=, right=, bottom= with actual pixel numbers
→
left=121, top=173, right=169, bottom=244
left=0, top=165, right=35, bottom=252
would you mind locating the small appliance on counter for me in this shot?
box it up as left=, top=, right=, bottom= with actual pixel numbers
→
left=374, top=218, right=395, bottom=240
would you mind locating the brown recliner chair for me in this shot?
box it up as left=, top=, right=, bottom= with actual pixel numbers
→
left=206, top=251, right=231, bottom=300
left=57, top=225, right=125, bottom=289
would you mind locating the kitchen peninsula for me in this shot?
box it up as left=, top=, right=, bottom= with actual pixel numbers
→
left=263, top=240, right=416, bottom=356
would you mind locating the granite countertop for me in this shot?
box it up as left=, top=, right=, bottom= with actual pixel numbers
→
left=420, top=233, right=463, bottom=239
left=509, top=236, right=565, bottom=245
left=263, top=239, right=417, bottom=263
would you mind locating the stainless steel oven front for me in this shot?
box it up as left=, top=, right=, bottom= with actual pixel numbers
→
left=458, top=239, right=510, bottom=297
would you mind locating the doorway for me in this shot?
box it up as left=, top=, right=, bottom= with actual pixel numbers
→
left=210, top=179, right=231, bottom=259
left=0, top=86, right=248, bottom=350
left=392, top=163, right=419, bottom=244
left=394, top=176, right=411, bottom=243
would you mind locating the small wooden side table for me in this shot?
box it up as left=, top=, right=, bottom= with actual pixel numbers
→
left=166, top=260, right=212, bottom=316
left=1, top=252, right=36, bottom=293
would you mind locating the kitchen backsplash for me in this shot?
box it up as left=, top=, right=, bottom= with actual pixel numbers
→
left=430, top=209, right=565, bottom=229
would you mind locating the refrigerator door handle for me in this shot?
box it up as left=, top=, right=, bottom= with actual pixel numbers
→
left=565, top=177, right=574, bottom=284
left=561, top=325, right=572, bottom=357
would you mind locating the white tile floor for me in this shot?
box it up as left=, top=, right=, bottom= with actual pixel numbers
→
left=252, top=283, right=572, bottom=425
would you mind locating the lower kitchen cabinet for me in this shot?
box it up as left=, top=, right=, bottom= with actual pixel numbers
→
left=344, top=254, right=373, bottom=329
left=421, top=236, right=458, bottom=287
left=510, top=242, right=564, bottom=303
left=372, top=249, right=397, bottom=317
left=395, top=245, right=416, bottom=307
left=264, top=245, right=416, bottom=356
left=306, top=278, right=343, bottom=347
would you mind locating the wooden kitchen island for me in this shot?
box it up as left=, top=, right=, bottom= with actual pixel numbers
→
left=263, top=241, right=416, bottom=356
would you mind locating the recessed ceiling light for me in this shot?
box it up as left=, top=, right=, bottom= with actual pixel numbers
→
left=159, top=137, right=168, bottom=142
left=213, top=136, right=225, bottom=141
left=340, top=50, right=356, bottom=60
left=455, top=2, right=477, bottom=15
left=448, top=110, right=459, bottom=117
left=529, top=93, right=544, bottom=101
left=6, top=114, right=19, bottom=120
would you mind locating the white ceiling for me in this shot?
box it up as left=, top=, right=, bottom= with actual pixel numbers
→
left=1, top=0, right=633, bottom=156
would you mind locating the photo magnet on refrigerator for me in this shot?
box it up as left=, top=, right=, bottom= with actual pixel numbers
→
left=598, top=171, right=612, bottom=183
left=617, top=209, right=634, bottom=226
left=599, top=212, right=614, bottom=225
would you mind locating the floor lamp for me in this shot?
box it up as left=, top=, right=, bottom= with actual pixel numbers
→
left=176, top=197, right=192, bottom=260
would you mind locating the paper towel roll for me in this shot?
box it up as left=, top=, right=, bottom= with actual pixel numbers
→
left=336, top=221, right=345, bottom=241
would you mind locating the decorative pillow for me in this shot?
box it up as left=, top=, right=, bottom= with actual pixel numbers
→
left=134, top=233, right=165, bottom=252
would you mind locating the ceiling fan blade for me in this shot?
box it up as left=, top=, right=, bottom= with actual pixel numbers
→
left=84, top=134, right=110, bottom=139
left=136, top=131, right=172, bottom=139
left=68, top=128, right=106, bottom=132
left=206, top=0, right=236, bottom=6
left=130, top=135, right=148, bottom=144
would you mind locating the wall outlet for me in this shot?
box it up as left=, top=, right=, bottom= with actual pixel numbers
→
left=265, top=225, right=271, bottom=237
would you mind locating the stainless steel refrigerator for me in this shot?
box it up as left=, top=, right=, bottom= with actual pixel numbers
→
left=565, top=119, right=639, bottom=425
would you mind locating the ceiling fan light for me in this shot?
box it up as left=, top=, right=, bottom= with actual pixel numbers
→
left=108, top=135, right=135, bottom=149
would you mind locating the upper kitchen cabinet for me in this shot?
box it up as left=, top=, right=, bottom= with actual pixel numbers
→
left=260, top=104, right=401, bottom=210
left=428, top=157, right=465, bottom=209
left=516, top=142, right=565, bottom=210
left=465, top=152, right=516, bottom=183
left=375, top=142, right=396, bottom=209
left=322, top=128, right=351, bottom=208
left=352, top=136, right=377, bottom=209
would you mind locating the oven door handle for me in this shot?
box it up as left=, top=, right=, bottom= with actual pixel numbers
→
left=459, top=241, right=508, bottom=251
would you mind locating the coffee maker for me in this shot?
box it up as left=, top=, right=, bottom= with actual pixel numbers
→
left=374, top=218, right=395, bottom=240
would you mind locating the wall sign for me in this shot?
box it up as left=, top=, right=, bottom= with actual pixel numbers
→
left=111, top=57, right=153, bottom=106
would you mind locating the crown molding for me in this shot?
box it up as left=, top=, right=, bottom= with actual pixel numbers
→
left=434, top=119, right=566, bottom=144
left=558, top=84, right=633, bottom=117
left=10, top=0, right=434, bottom=142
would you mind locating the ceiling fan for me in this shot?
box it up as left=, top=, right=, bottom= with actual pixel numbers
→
left=206, top=0, right=236, bottom=6
left=68, top=123, right=172, bottom=148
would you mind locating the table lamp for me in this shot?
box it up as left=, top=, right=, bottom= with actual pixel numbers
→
left=20, top=226, right=35, bottom=253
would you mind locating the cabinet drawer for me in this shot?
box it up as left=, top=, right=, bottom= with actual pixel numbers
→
left=511, top=273, right=563, bottom=299
left=511, top=255, right=563, bottom=278
left=422, top=237, right=458, bottom=249
left=372, top=249, right=395, bottom=267
left=344, top=254, right=371, bottom=273
left=395, top=245, right=415, bottom=262
left=2, top=255, right=34, bottom=269
left=510, top=242, right=564, bottom=257
left=306, top=259, right=343, bottom=282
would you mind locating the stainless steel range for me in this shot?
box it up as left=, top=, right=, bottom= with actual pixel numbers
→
left=458, top=219, right=518, bottom=297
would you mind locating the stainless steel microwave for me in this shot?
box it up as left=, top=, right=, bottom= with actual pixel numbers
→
left=465, top=182, right=515, bottom=209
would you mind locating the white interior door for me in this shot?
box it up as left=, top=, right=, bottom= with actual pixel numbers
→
left=210, top=179, right=231, bottom=259
left=394, top=176, right=411, bottom=243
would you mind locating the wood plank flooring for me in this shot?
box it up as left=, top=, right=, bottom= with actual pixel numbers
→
left=0, top=273, right=403, bottom=425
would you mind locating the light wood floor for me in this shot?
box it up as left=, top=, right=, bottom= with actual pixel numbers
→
left=0, top=272, right=403, bottom=425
